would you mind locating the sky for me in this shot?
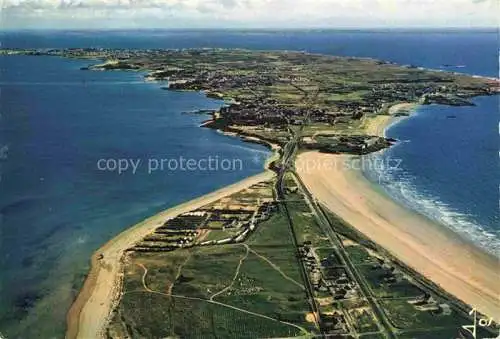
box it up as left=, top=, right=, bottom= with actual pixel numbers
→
left=0, top=0, right=498, bottom=29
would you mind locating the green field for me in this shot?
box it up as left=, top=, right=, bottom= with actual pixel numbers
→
left=345, top=245, right=379, bottom=265
left=359, top=334, right=385, bottom=339
left=315, top=247, right=343, bottom=267
left=109, top=203, right=317, bottom=338
left=348, top=308, right=379, bottom=333
left=289, top=208, right=331, bottom=248
left=171, top=245, right=246, bottom=299
left=110, top=293, right=304, bottom=338
left=380, top=299, right=468, bottom=330
left=216, top=251, right=311, bottom=328
left=356, top=265, right=423, bottom=299
left=247, top=211, right=295, bottom=247
left=203, top=229, right=237, bottom=242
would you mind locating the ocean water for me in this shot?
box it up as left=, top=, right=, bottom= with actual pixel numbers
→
left=364, top=96, right=499, bottom=256
left=0, top=30, right=498, bottom=338
left=0, top=53, right=270, bottom=337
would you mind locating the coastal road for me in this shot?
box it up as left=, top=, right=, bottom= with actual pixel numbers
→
left=272, top=89, right=396, bottom=338
left=274, top=140, right=324, bottom=335
left=293, top=172, right=397, bottom=339
left=270, top=109, right=327, bottom=335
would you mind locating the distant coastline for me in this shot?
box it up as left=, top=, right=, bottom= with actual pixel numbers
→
left=2, top=29, right=500, bottom=339
left=2, top=47, right=498, bottom=337
left=66, top=91, right=500, bottom=338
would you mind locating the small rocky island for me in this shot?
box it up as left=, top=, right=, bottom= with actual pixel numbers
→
left=2, top=48, right=498, bottom=155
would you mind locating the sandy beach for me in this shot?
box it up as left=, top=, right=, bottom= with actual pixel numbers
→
left=65, top=97, right=499, bottom=339
left=66, top=170, right=275, bottom=339
left=362, top=102, right=417, bottom=137
left=296, top=151, right=500, bottom=319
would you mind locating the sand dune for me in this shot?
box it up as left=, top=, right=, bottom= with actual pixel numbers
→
left=296, top=151, right=500, bottom=320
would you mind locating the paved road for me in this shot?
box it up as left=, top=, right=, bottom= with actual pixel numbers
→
left=274, top=90, right=396, bottom=338
left=273, top=117, right=325, bottom=335
left=293, top=170, right=397, bottom=339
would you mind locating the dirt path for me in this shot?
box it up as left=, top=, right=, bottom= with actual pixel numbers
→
left=210, top=244, right=249, bottom=301
left=138, top=263, right=152, bottom=292
left=135, top=243, right=308, bottom=334
left=247, top=246, right=305, bottom=290
left=66, top=171, right=275, bottom=339
left=132, top=264, right=307, bottom=334
left=168, top=254, right=191, bottom=295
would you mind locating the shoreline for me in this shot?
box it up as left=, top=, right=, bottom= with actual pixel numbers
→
left=296, top=151, right=499, bottom=319
left=365, top=102, right=499, bottom=257
left=1, top=48, right=496, bottom=338
left=66, top=68, right=282, bottom=339
left=66, top=150, right=278, bottom=339
left=362, top=102, right=418, bottom=138
left=364, top=102, right=498, bottom=256
left=296, top=103, right=500, bottom=319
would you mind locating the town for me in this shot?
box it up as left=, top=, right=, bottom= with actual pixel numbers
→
left=2, top=47, right=498, bottom=154
left=3, top=47, right=498, bottom=339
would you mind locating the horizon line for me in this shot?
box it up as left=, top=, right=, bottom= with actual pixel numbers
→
left=1, top=26, right=498, bottom=32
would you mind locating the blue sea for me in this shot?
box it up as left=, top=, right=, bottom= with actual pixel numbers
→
left=364, top=96, right=499, bottom=256
left=0, top=29, right=498, bottom=338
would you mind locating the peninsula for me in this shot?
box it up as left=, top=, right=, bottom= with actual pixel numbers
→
left=3, top=48, right=498, bottom=338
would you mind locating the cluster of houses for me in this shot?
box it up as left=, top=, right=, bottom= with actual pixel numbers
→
left=132, top=212, right=207, bottom=252
left=218, top=100, right=311, bottom=128
left=321, top=312, right=349, bottom=334
left=213, top=98, right=377, bottom=131
left=131, top=197, right=278, bottom=252
left=408, top=294, right=452, bottom=316
left=300, top=244, right=358, bottom=301
left=166, top=69, right=276, bottom=94
left=303, top=134, right=393, bottom=155
left=298, top=244, right=364, bottom=334
left=164, top=70, right=454, bottom=131
left=199, top=201, right=277, bottom=246
left=370, top=260, right=452, bottom=315
left=21, top=47, right=495, bottom=141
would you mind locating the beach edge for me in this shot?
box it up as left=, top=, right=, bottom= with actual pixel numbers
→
left=295, top=105, right=500, bottom=321
left=65, top=148, right=279, bottom=339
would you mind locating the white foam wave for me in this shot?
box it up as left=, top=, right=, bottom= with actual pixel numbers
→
left=365, top=152, right=500, bottom=258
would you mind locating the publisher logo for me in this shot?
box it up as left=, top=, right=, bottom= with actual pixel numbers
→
left=461, top=308, right=498, bottom=339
